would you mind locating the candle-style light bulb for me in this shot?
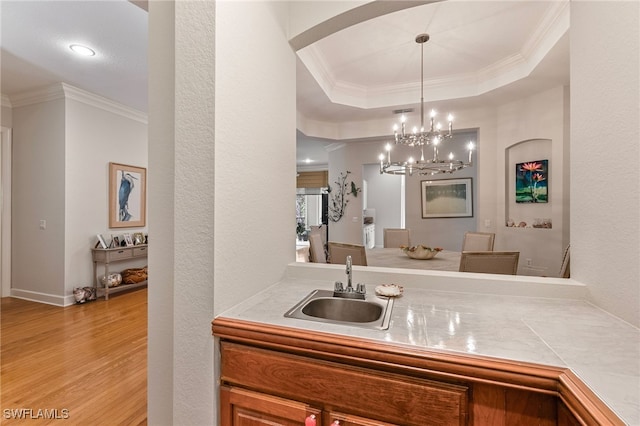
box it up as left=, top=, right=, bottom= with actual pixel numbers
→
left=430, top=109, right=437, bottom=118
left=436, top=122, right=442, bottom=131
left=385, top=143, right=392, bottom=163
left=467, top=141, right=475, bottom=164
left=447, top=114, right=453, bottom=134
left=401, top=115, right=407, bottom=123
left=448, top=152, right=454, bottom=160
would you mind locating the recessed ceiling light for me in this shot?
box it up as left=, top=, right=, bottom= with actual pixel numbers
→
left=69, top=44, right=96, bottom=57
left=305, top=158, right=312, bottom=163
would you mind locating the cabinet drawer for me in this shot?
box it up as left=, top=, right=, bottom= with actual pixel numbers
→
left=109, top=249, right=133, bottom=261
left=133, top=246, right=148, bottom=257
left=220, top=342, right=468, bottom=425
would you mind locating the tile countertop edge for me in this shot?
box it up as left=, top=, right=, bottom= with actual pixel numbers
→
left=284, top=262, right=588, bottom=299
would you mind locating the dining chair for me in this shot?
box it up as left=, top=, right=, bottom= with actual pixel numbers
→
left=308, top=232, right=327, bottom=263
left=462, top=232, right=495, bottom=251
left=459, top=251, right=519, bottom=275
left=328, top=242, right=368, bottom=266
left=309, top=224, right=327, bottom=246
left=559, top=244, right=570, bottom=278
left=383, top=228, right=410, bottom=248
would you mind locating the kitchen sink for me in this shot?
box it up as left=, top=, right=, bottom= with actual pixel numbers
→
left=284, top=289, right=394, bottom=330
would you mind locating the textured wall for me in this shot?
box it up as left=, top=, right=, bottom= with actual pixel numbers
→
left=571, top=1, right=640, bottom=327
left=147, top=1, right=296, bottom=424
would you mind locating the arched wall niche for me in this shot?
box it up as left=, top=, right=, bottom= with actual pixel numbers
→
left=503, top=138, right=565, bottom=276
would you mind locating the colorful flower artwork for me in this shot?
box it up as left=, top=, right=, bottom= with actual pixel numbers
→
left=516, top=160, right=548, bottom=203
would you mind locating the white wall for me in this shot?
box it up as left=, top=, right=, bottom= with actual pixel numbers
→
left=65, top=89, right=148, bottom=297
left=147, top=1, right=295, bottom=424
left=404, top=130, right=479, bottom=252
left=1, top=102, right=12, bottom=128
left=10, top=85, right=148, bottom=305
left=11, top=97, right=66, bottom=304
left=495, top=86, right=569, bottom=275
left=571, top=1, right=639, bottom=327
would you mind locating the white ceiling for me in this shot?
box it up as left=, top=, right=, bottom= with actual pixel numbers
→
left=1, top=0, right=149, bottom=111
left=0, top=1, right=570, bottom=169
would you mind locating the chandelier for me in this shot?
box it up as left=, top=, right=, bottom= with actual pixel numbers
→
left=379, top=34, right=474, bottom=176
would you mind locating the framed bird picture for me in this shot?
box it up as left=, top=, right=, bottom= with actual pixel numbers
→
left=109, top=162, right=147, bottom=228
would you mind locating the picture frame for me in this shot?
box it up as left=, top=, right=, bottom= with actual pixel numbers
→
left=421, top=178, right=473, bottom=218
left=515, top=159, right=548, bottom=203
left=96, top=234, right=108, bottom=249
left=123, top=233, right=134, bottom=247
left=111, top=235, right=120, bottom=249
left=133, top=232, right=145, bottom=245
left=109, top=162, right=147, bottom=228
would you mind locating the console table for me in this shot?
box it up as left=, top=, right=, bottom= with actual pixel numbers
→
left=91, top=245, right=148, bottom=300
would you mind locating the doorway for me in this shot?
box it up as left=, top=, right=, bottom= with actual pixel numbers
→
left=1, top=126, right=12, bottom=297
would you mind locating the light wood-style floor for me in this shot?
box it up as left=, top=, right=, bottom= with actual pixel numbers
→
left=1, top=288, right=147, bottom=425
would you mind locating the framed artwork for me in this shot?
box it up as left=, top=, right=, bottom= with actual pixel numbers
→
left=109, top=162, right=146, bottom=228
left=515, top=160, right=548, bottom=203
left=96, top=234, right=108, bottom=249
left=421, top=178, right=473, bottom=218
left=123, top=233, right=134, bottom=247
left=133, top=232, right=145, bottom=245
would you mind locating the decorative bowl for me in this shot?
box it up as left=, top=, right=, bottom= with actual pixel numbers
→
left=101, top=273, right=122, bottom=288
left=400, top=245, right=443, bottom=260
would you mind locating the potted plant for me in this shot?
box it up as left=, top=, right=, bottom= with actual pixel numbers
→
left=296, top=220, right=306, bottom=241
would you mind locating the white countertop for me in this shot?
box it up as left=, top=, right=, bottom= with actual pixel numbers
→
left=218, top=273, right=640, bottom=425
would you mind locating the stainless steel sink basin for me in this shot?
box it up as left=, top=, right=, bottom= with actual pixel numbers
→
left=284, top=289, right=394, bottom=330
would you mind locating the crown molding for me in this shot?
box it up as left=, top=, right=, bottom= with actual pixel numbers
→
left=9, top=84, right=65, bottom=108
left=61, top=83, right=147, bottom=124
left=1, top=94, right=12, bottom=108
left=8, top=83, right=147, bottom=124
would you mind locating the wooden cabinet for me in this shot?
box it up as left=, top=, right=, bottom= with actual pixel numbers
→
left=91, top=245, right=148, bottom=300
left=221, top=386, right=321, bottom=426
left=213, top=318, right=623, bottom=426
left=219, top=342, right=467, bottom=425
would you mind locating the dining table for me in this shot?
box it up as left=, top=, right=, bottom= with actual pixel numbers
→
left=366, top=247, right=461, bottom=272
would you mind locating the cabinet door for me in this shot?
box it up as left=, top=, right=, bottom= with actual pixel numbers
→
left=221, top=386, right=321, bottom=426
left=329, top=411, right=397, bottom=426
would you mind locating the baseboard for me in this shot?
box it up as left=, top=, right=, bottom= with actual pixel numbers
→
left=10, top=288, right=70, bottom=307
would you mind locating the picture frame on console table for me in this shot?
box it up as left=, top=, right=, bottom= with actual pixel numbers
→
left=421, top=178, right=473, bottom=219
left=109, top=162, right=147, bottom=228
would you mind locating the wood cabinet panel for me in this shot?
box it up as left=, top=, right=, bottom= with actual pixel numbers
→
left=329, top=411, right=398, bottom=426
left=221, top=342, right=468, bottom=426
left=221, top=386, right=321, bottom=426
left=470, top=383, right=505, bottom=426
left=504, top=388, right=555, bottom=426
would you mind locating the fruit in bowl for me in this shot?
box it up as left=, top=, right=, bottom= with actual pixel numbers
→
left=400, top=245, right=443, bottom=260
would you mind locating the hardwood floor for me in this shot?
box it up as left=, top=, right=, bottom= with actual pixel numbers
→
left=1, top=288, right=147, bottom=425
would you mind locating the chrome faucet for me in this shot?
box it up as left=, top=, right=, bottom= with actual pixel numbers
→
left=346, top=255, right=353, bottom=291
left=333, top=255, right=366, bottom=299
